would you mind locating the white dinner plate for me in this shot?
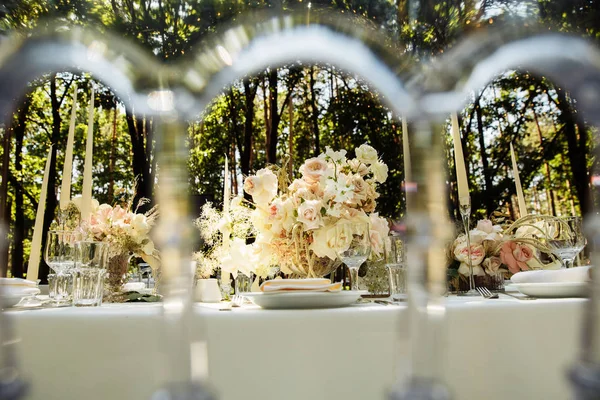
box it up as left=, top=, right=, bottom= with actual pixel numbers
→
left=0, top=288, right=40, bottom=308
left=513, top=282, right=588, bottom=298
left=241, top=291, right=366, bottom=309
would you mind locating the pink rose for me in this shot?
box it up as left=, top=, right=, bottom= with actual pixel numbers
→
left=454, top=240, right=485, bottom=265
left=500, top=241, right=531, bottom=274
left=299, top=158, right=330, bottom=184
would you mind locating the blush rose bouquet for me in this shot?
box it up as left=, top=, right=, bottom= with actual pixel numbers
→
left=448, top=216, right=562, bottom=290
left=221, top=143, right=390, bottom=279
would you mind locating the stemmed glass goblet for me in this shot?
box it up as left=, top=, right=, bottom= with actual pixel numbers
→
left=44, top=230, right=80, bottom=306
left=547, top=216, right=586, bottom=269
left=335, top=222, right=371, bottom=292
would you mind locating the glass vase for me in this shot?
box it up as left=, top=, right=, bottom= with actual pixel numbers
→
left=105, top=252, right=133, bottom=302
left=234, top=273, right=252, bottom=294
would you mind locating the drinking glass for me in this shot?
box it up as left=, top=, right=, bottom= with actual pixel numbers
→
left=44, top=230, right=79, bottom=306
left=47, top=274, right=57, bottom=299
left=73, top=241, right=108, bottom=307
left=547, top=216, right=587, bottom=268
left=335, top=222, right=371, bottom=292
left=384, top=233, right=406, bottom=300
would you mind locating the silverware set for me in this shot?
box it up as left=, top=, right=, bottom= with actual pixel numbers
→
left=476, top=286, right=536, bottom=300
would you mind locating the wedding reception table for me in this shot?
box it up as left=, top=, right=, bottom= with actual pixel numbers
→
left=6, top=295, right=584, bottom=400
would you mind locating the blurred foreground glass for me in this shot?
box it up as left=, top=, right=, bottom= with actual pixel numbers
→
left=73, top=241, right=108, bottom=307
left=44, top=230, right=79, bottom=306
left=384, top=233, right=406, bottom=300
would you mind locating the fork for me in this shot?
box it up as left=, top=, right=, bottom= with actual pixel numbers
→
left=232, top=294, right=244, bottom=307
left=476, top=287, right=499, bottom=299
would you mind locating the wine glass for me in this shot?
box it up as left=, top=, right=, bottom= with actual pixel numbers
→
left=335, top=222, right=371, bottom=292
left=547, top=216, right=586, bottom=269
left=44, top=230, right=79, bottom=306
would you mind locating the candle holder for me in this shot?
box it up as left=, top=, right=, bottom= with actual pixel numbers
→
left=458, top=196, right=478, bottom=296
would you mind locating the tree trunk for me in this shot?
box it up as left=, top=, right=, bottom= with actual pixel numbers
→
left=11, top=95, right=31, bottom=278
left=309, top=66, right=320, bottom=157
left=555, top=88, right=590, bottom=216
left=288, top=95, right=294, bottom=176
left=238, top=77, right=256, bottom=176
left=0, top=116, right=12, bottom=277
left=241, top=78, right=257, bottom=177
left=108, top=108, right=118, bottom=203
left=532, top=108, right=556, bottom=216
left=267, top=68, right=280, bottom=164
left=475, top=98, right=493, bottom=215
left=125, top=109, right=153, bottom=212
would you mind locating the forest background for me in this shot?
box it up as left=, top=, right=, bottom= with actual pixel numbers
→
left=0, top=0, right=598, bottom=281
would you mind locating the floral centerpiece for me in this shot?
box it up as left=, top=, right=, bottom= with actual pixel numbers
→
left=448, top=215, right=562, bottom=291
left=78, top=199, right=160, bottom=301
left=194, top=143, right=390, bottom=282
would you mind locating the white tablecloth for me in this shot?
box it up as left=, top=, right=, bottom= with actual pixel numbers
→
left=6, top=295, right=585, bottom=400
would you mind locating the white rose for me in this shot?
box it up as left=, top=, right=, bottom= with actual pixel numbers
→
left=348, top=174, right=369, bottom=205
left=266, top=198, right=295, bottom=235
left=476, top=219, right=493, bottom=233
left=355, top=144, right=378, bottom=165
left=370, top=160, right=388, bottom=183
left=369, top=213, right=389, bottom=257
left=309, top=222, right=352, bottom=260
left=299, top=157, right=330, bottom=184
left=297, top=199, right=324, bottom=230
left=243, top=168, right=278, bottom=205
left=348, top=158, right=369, bottom=176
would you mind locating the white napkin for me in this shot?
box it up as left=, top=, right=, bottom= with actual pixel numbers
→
left=122, top=282, right=146, bottom=292
left=260, top=278, right=342, bottom=293
left=511, top=266, right=591, bottom=284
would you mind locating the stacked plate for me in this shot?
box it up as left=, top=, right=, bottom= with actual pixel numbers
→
left=242, top=278, right=365, bottom=309
left=511, top=266, right=591, bottom=298
left=0, top=278, right=40, bottom=308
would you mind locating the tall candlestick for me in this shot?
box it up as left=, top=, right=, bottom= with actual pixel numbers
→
left=402, top=117, right=411, bottom=183
left=222, top=155, right=232, bottom=295
left=27, top=146, right=53, bottom=281
left=510, top=142, right=528, bottom=217
left=452, top=113, right=477, bottom=296
left=451, top=113, right=469, bottom=205
left=59, top=83, right=78, bottom=210
left=80, top=86, right=95, bottom=221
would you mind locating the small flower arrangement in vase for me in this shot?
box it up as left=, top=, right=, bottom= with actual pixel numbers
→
left=78, top=199, right=160, bottom=301
left=448, top=215, right=562, bottom=292
left=193, top=198, right=263, bottom=296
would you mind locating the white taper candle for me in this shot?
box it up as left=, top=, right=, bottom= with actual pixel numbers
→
left=451, top=113, right=470, bottom=205
left=402, top=117, right=411, bottom=183
left=510, top=142, right=528, bottom=217
left=80, top=86, right=95, bottom=221
left=59, top=83, right=78, bottom=210
left=27, top=146, right=53, bottom=281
